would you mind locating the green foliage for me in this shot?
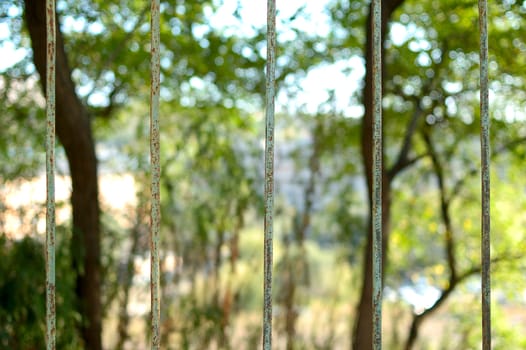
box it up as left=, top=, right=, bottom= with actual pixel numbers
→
left=0, top=236, right=45, bottom=348
left=0, top=233, right=82, bottom=349
left=2, top=0, right=526, bottom=348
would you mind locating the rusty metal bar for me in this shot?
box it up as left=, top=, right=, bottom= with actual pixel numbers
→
left=150, top=0, right=161, bottom=348
left=45, top=0, right=56, bottom=348
left=478, top=0, right=491, bottom=348
left=263, top=0, right=276, bottom=348
left=371, top=0, right=383, bottom=348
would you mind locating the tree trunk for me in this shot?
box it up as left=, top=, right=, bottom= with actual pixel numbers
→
left=404, top=315, right=423, bottom=350
left=23, top=1, right=102, bottom=349
left=352, top=0, right=405, bottom=349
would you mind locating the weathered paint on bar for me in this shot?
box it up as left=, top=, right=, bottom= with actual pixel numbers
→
left=150, top=0, right=161, bottom=348
left=263, top=0, right=276, bottom=349
left=45, top=0, right=56, bottom=349
left=478, top=0, right=491, bottom=348
left=371, top=0, right=383, bottom=349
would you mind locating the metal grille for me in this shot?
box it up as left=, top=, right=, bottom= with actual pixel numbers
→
left=43, top=1, right=491, bottom=349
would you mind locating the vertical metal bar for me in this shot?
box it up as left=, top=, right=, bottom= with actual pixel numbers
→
left=45, top=0, right=56, bottom=349
left=150, top=0, right=161, bottom=348
left=478, top=0, right=491, bottom=348
left=371, top=0, right=383, bottom=348
left=263, top=0, right=276, bottom=348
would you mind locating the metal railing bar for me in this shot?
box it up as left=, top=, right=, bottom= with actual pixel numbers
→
left=150, top=0, right=161, bottom=348
left=263, top=0, right=276, bottom=348
left=478, top=0, right=491, bottom=348
left=45, top=0, right=57, bottom=348
left=371, top=0, right=383, bottom=348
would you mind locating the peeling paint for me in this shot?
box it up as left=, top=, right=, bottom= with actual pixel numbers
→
left=263, top=0, right=276, bottom=349
left=478, top=1, right=491, bottom=349
left=371, top=0, right=383, bottom=349
left=45, top=0, right=56, bottom=349
left=150, top=1, right=161, bottom=349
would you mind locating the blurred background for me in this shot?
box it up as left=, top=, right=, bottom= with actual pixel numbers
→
left=1, top=0, right=526, bottom=349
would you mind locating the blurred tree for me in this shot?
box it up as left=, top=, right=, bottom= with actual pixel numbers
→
left=331, top=0, right=526, bottom=348
left=5, top=0, right=329, bottom=347
left=2, top=0, right=526, bottom=348
left=23, top=0, right=102, bottom=348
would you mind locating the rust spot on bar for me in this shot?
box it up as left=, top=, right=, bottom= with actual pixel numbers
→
left=150, top=0, right=162, bottom=349
left=45, top=0, right=56, bottom=349
left=371, top=0, right=383, bottom=349
left=263, top=0, right=276, bottom=349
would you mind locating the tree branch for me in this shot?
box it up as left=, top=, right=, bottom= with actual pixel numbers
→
left=493, top=135, right=526, bottom=155
left=449, top=135, right=526, bottom=202
left=388, top=101, right=423, bottom=178
left=422, top=131, right=457, bottom=281
left=388, top=45, right=447, bottom=180
left=404, top=129, right=526, bottom=350
left=404, top=251, right=524, bottom=350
